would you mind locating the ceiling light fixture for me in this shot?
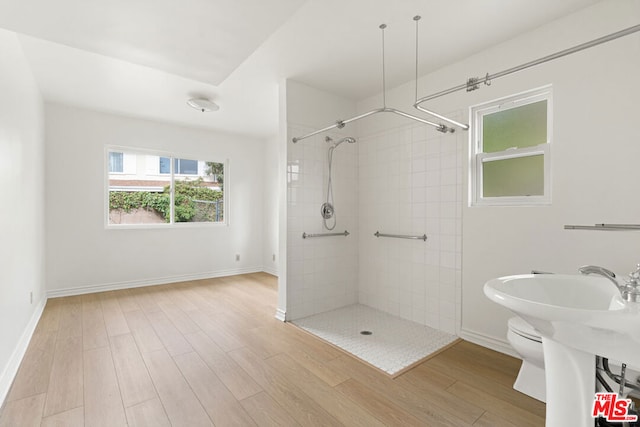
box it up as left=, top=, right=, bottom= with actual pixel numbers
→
left=187, top=98, right=220, bottom=112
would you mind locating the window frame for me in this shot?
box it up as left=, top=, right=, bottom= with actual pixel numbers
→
left=105, top=145, right=229, bottom=229
left=469, top=86, right=552, bottom=207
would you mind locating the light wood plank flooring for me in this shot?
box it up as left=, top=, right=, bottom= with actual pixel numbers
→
left=0, top=273, right=545, bottom=426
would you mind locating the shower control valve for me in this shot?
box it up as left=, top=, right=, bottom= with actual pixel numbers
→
left=320, top=202, right=334, bottom=220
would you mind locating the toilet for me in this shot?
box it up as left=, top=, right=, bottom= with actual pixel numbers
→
left=508, top=316, right=640, bottom=403
left=507, top=316, right=546, bottom=402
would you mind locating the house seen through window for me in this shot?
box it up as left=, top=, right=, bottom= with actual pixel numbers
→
left=109, top=152, right=124, bottom=173
left=160, top=157, right=199, bottom=175
left=470, top=86, right=552, bottom=206
left=107, top=148, right=225, bottom=226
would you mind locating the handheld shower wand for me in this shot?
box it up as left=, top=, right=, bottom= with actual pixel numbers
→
left=321, top=136, right=356, bottom=230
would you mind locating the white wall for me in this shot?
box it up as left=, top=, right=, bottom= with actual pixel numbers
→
left=284, top=80, right=360, bottom=320
left=45, top=104, right=267, bottom=296
left=277, top=81, right=288, bottom=319
left=0, top=29, right=45, bottom=404
left=263, top=134, right=279, bottom=275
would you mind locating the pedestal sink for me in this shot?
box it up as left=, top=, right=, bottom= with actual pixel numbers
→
left=484, top=274, right=640, bottom=427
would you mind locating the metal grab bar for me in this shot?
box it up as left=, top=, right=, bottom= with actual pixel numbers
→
left=374, top=231, right=427, bottom=241
left=564, top=224, right=640, bottom=231
left=302, top=230, right=350, bottom=239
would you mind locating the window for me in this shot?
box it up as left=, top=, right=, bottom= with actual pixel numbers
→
left=159, top=156, right=171, bottom=174
left=176, top=158, right=198, bottom=175
left=107, top=148, right=226, bottom=226
left=470, top=86, right=552, bottom=206
left=160, top=157, right=198, bottom=175
left=109, top=152, right=123, bottom=173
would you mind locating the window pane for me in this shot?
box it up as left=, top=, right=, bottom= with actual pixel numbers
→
left=109, top=152, right=123, bottom=173
left=176, top=158, right=198, bottom=175
left=483, top=155, right=544, bottom=197
left=159, top=157, right=171, bottom=174
left=108, top=190, right=170, bottom=224
left=173, top=162, right=223, bottom=223
left=174, top=161, right=223, bottom=223
left=109, top=150, right=171, bottom=224
left=174, top=181, right=223, bottom=223
left=483, top=100, right=547, bottom=153
left=206, top=161, right=224, bottom=184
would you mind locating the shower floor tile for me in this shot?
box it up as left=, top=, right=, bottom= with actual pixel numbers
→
left=292, top=304, right=458, bottom=376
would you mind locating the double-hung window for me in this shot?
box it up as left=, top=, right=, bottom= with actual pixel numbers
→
left=470, top=86, right=552, bottom=206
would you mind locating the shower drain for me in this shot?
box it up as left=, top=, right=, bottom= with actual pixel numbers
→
left=360, top=330, right=373, bottom=336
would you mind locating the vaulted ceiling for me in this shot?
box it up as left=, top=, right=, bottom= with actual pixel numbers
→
left=1, top=0, right=603, bottom=137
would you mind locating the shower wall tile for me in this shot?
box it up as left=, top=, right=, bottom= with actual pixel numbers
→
left=286, top=124, right=359, bottom=320
left=358, top=122, right=462, bottom=335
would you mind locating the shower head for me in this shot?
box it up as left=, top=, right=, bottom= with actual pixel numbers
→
left=332, top=136, right=356, bottom=148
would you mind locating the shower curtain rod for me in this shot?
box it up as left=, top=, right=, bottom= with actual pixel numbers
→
left=291, top=107, right=449, bottom=143
left=292, top=23, right=458, bottom=144
left=414, top=24, right=640, bottom=107
left=294, top=23, right=640, bottom=143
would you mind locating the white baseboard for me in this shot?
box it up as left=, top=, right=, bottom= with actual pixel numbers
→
left=275, top=308, right=286, bottom=322
left=459, top=327, right=519, bottom=358
left=47, top=267, right=265, bottom=298
left=262, top=266, right=279, bottom=277
left=0, top=297, right=47, bottom=408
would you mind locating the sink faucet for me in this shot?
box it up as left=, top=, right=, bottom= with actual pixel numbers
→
left=579, top=264, right=640, bottom=302
left=578, top=265, right=618, bottom=285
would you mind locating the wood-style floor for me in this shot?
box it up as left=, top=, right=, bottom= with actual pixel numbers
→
left=0, top=273, right=545, bottom=426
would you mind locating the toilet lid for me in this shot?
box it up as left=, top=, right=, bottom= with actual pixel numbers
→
left=508, top=316, right=542, bottom=342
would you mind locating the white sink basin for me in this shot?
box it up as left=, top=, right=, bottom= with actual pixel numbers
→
left=484, top=274, right=640, bottom=427
left=484, top=274, right=640, bottom=363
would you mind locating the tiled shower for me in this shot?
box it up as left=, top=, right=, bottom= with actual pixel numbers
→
left=286, top=117, right=462, bottom=335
